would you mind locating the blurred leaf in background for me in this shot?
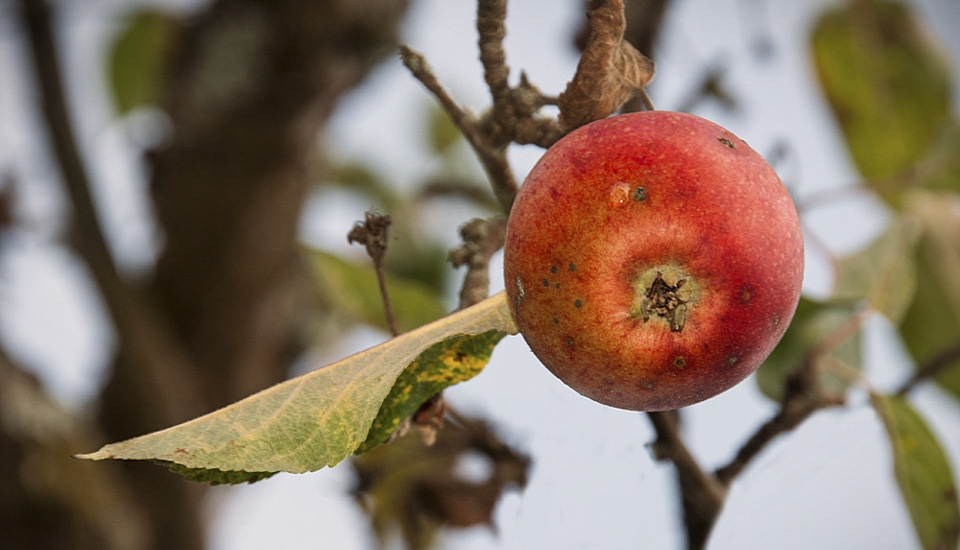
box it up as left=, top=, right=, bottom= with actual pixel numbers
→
left=756, top=297, right=862, bottom=402
left=108, top=9, right=180, bottom=114
left=811, top=0, right=953, bottom=188
left=352, top=412, right=529, bottom=550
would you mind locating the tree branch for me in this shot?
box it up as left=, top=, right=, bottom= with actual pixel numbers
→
left=896, top=340, right=960, bottom=396
left=399, top=44, right=519, bottom=212
left=715, top=308, right=867, bottom=485
left=448, top=217, right=507, bottom=310
left=19, top=0, right=204, bottom=423
left=647, top=410, right=727, bottom=550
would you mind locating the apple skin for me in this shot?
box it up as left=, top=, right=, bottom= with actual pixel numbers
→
left=503, top=111, right=804, bottom=411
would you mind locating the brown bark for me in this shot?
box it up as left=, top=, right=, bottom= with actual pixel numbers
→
left=16, top=0, right=409, bottom=549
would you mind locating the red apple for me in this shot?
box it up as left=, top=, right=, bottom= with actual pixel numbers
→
left=503, top=111, right=803, bottom=411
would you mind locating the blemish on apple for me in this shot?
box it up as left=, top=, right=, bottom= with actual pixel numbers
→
left=717, top=136, right=737, bottom=149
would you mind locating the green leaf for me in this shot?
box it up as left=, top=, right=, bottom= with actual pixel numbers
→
left=832, top=215, right=919, bottom=322
left=870, top=393, right=960, bottom=550
left=899, top=191, right=960, bottom=399
left=427, top=104, right=463, bottom=156
left=756, top=297, right=862, bottom=402
left=810, top=0, right=953, bottom=183
left=327, top=162, right=402, bottom=212
left=309, top=249, right=447, bottom=333
left=912, top=119, right=960, bottom=195
left=357, top=330, right=507, bottom=454
left=109, top=10, right=180, bottom=114
left=76, top=292, right=518, bottom=482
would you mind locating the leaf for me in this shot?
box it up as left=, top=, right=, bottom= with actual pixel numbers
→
left=558, top=0, right=654, bottom=130
left=832, top=215, right=919, bottom=322
left=309, top=248, right=447, bottom=334
left=871, top=393, right=960, bottom=550
left=109, top=10, right=180, bottom=114
left=912, top=119, right=960, bottom=195
left=427, top=104, right=463, bottom=156
left=899, top=191, right=960, bottom=400
left=810, top=0, right=953, bottom=183
left=357, top=330, right=507, bottom=454
left=327, top=162, right=402, bottom=212
left=352, top=413, right=529, bottom=550
left=756, top=297, right=862, bottom=402
left=76, top=292, right=518, bottom=482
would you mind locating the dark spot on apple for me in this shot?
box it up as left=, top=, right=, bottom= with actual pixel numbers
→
left=569, top=262, right=577, bottom=272
left=555, top=282, right=561, bottom=289
left=633, top=187, right=646, bottom=201
left=574, top=299, right=583, bottom=308
left=565, top=336, right=574, bottom=347
left=717, top=136, right=736, bottom=149
left=673, top=356, right=686, bottom=369
left=542, top=279, right=550, bottom=288
left=551, top=265, right=558, bottom=274
left=553, top=317, right=560, bottom=324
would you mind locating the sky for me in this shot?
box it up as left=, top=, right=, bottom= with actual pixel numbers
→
left=1, top=0, right=960, bottom=549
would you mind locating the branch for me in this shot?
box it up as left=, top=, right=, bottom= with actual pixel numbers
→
left=647, top=411, right=727, bottom=550
left=19, top=0, right=204, bottom=423
left=399, top=45, right=519, bottom=212
left=714, top=308, right=868, bottom=485
left=477, top=0, right=510, bottom=104
left=896, top=340, right=960, bottom=396
left=448, top=217, right=507, bottom=310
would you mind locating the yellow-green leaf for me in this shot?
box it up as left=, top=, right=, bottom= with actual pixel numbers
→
left=756, top=297, right=862, bottom=402
left=427, top=104, right=463, bottom=156
left=309, top=248, right=447, bottom=333
left=832, top=215, right=918, bottom=322
left=899, top=191, right=960, bottom=399
left=811, top=0, right=952, bottom=183
left=357, top=330, right=506, bottom=453
left=871, top=393, right=960, bottom=550
left=76, top=292, right=518, bottom=482
left=109, top=10, right=180, bottom=114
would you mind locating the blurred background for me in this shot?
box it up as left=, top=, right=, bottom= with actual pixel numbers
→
left=1, top=0, right=959, bottom=549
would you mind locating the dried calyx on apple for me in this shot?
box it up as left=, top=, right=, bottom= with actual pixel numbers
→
left=503, top=111, right=804, bottom=411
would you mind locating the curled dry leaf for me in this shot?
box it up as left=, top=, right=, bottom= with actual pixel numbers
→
left=558, top=0, right=655, bottom=130
left=352, top=411, right=530, bottom=550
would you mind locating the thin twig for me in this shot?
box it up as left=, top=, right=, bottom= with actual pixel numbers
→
left=348, top=212, right=399, bottom=336
left=399, top=45, right=519, bottom=213
left=715, top=308, right=869, bottom=485
left=897, top=340, right=960, bottom=396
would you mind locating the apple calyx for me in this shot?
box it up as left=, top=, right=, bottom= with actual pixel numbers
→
left=639, top=272, right=689, bottom=332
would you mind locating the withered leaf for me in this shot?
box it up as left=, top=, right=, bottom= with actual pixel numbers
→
left=352, top=412, right=530, bottom=550
left=558, top=0, right=655, bottom=130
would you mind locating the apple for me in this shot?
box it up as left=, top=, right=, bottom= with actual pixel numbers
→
left=503, top=111, right=803, bottom=411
